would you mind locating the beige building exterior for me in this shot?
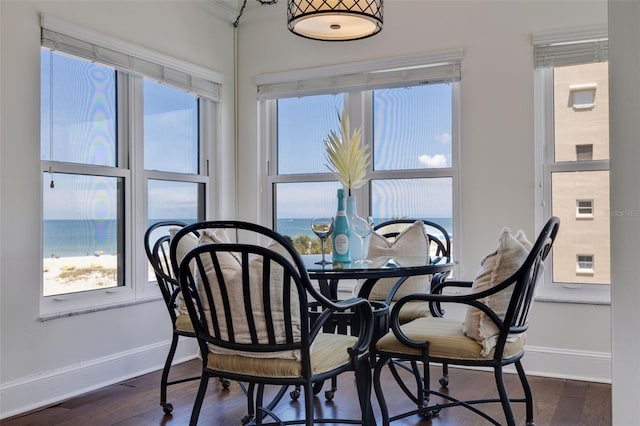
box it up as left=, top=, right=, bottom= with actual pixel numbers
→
left=552, top=62, right=610, bottom=285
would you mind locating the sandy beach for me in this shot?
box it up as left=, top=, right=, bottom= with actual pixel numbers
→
left=43, top=254, right=119, bottom=296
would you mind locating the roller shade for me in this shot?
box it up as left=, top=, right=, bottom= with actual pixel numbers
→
left=533, top=27, right=608, bottom=68
left=41, top=14, right=222, bottom=101
left=256, top=49, right=462, bottom=100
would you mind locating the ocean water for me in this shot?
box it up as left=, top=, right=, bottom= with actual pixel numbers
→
left=44, top=217, right=453, bottom=257
left=276, top=217, right=453, bottom=239
left=44, top=219, right=119, bottom=258
left=43, top=219, right=196, bottom=258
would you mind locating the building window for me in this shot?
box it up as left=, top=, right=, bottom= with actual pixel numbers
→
left=535, top=29, right=611, bottom=302
left=570, top=83, right=597, bottom=110
left=40, top=21, right=218, bottom=316
left=576, top=199, right=594, bottom=218
left=576, top=144, right=593, bottom=161
left=576, top=254, right=594, bottom=274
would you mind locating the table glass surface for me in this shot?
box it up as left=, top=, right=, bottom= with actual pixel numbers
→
left=302, top=254, right=453, bottom=280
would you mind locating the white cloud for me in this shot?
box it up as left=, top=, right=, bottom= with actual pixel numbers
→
left=418, top=154, right=448, bottom=168
left=434, top=133, right=452, bottom=144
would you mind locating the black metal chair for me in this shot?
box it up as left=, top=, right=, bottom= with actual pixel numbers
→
left=359, top=219, right=454, bottom=386
left=368, top=219, right=452, bottom=318
left=171, top=220, right=375, bottom=426
left=372, top=217, right=560, bottom=426
left=144, top=221, right=230, bottom=415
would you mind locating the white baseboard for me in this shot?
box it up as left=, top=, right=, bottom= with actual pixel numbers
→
left=520, top=345, right=611, bottom=383
left=0, top=342, right=611, bottom=420
left=450, top=345, right=612, bottom=384
left=0, top=337, right=199, bottom=420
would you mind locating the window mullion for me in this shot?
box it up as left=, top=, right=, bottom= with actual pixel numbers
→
left=123, top=73, right=147, bottom=297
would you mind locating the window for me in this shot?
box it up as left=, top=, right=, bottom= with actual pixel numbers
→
left=40, top=16, right=218, bottom=317
left=534, top=28, right=610, bottom=302
left=576, top=200, right=594, bottom=218
left=41, top=51, right=121, bottom=297
left=258, top=52, right=460, bottom=258
left=570, top=83, right=597, bottom=110
left=576, top=254, right=594, bottom=274
left=576, top=144, right=593, bottom=161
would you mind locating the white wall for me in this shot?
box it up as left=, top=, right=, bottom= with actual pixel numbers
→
left=609, top=1, right=640, bottom=423
left=235, top=0, right=611, bottom=381
left=0, top=1, right=236, bottom=418
left=2, top=0, right=629, bottom=420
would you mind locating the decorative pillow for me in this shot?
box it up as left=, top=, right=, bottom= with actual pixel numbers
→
left=194, top=232, right=302, bottom=360
left=462, top=228, right=532, bottom=357
left=357, top=221, right=430, bottom=301
left=169, top=228, right=234, bottom=315
left=168, top=228, right=199, bottom=315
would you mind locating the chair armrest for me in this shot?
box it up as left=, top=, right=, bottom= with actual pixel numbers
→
left=428, top=278, right=472, bottom=317
left=389, top=289, right=506, bottom=350
left=431, top=279, right=473, bottom=294
left=308, top=297, right=374, bottom=359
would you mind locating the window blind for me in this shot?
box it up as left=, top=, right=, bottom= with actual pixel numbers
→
left=533, top=27, right=608, bottom=68
left=256, top=49, right=462, bottom=100
left=41, top=14, right=223, bottom=101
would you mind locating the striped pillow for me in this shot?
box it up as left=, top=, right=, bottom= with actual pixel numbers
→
left=462, top=228, right=532, bottom=357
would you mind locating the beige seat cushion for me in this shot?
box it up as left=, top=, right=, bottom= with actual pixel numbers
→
left=388, top=300, right=431, bottom=324
left=376, top=317, right=526, bottom=361
left=361, top=221, right=430, bottom=302
left=206, top=332, right=358, bottom=378
left=175, top=313, right=194, bottom=333
left=462, top=228, right=532, bottom=357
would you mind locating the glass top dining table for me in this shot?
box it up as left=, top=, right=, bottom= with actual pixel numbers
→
left=301, top=254, right=454, bottom=300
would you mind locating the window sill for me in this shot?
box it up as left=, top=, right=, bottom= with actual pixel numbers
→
left=38, top=294, right=162, bottom=321
left=535, top=283, right=610, bottom=305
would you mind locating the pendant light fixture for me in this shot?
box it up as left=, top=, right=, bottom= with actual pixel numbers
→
left=287, top=0, right=383, bottom=41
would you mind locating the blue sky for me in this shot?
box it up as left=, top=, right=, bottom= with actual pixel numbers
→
left=42, top=48, right=453, bottom=221
left=42, top=49, right=199, bottom=220
left=276, top=86, right=453, bottom=219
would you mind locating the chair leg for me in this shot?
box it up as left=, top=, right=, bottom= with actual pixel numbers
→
left=355, top=356, right=374, bottom=425
left=515, top=360, right=537, bottom=426
left=189, top=374, right=209, bottom=426
left=439, top=363, right=449, bottom=388
left=373, top=356, right=391, bottom=425
left=160, top=332, right=180, bottom=414
left=419, top=359, right=430, bottom=409
left=242, top=382, right=257, bottom=425
left=303, top=382, right=314, bottom=426
left=494, top=365, right=516, bottom=426
left=255, top=384, right=265, bottom=425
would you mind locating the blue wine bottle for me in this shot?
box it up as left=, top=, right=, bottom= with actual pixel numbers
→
left=332, top=188, right=351, bottom=263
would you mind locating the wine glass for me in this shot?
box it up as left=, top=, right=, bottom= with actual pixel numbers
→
left=367, top=216, right=376, bottom=229
left=351, top=216, right=372, bottom=264
left=311, top=217, right=334, bottom=265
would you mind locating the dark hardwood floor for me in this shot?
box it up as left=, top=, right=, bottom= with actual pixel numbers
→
left=1, top=359, right=610, bottom=426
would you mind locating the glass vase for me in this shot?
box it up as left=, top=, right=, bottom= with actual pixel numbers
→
left=346, top=195, right=370, bottom=262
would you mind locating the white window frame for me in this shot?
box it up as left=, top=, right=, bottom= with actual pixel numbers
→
left=570, top=83, right=597, bottom=110
left=576, top=199, right=594, bottom=219
left=256, top=51, right=461, bottom=267
left=576, top=254, right=595, bottom=274
left=39, top=16, right=221, bottom=319
left=534, top=27, right=610, bottom=304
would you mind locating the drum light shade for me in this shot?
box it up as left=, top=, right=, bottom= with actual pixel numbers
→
left=287, top=0, right=383, bottom=41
